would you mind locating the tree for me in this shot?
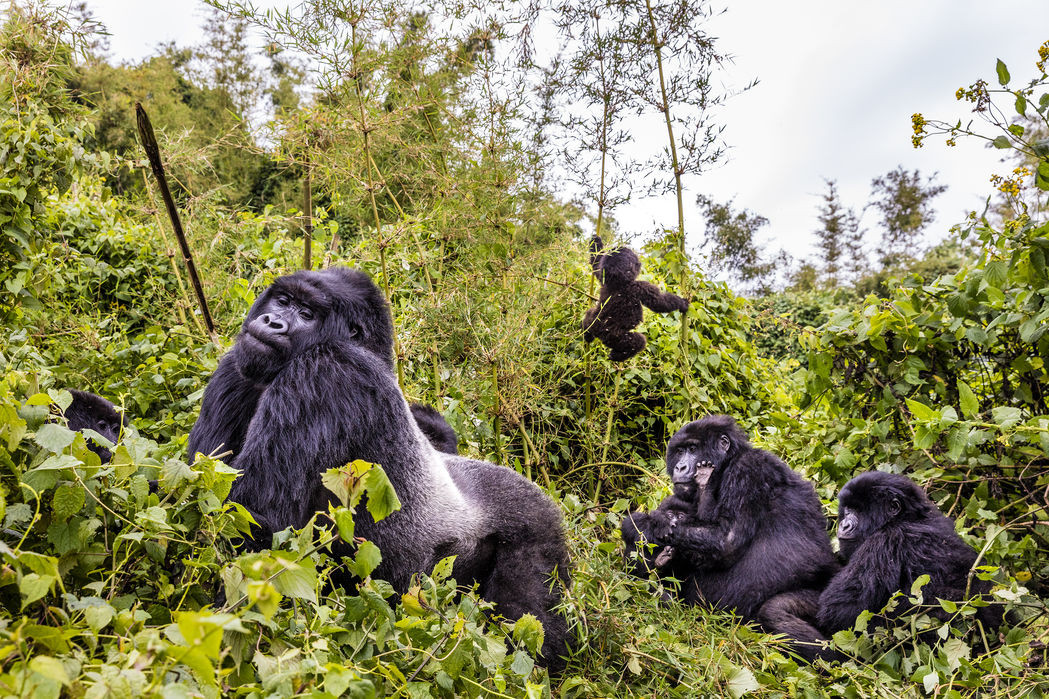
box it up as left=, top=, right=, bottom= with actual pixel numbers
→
left=697, top=195, right=785, bottom=294
left=869, top=166, right=947, bottom=269
left=814, top=179, right=865, bottom=286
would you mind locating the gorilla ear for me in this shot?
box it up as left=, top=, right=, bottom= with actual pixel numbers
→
left=888, top=497, right=902, bottom=517
left=717, top=434, right=731, bottom=453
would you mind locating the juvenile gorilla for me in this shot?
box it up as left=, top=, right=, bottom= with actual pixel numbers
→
left=817, top=471, right=1003, bottom=634
left=188, top=268, right=572, bottom=669
left=582, top=236, right=688, bottom=361
left=621, top=416, right=839, bottom=628
left=409, top=403, right=459, bottom=454
left=64, top=389, right=128, bottom=463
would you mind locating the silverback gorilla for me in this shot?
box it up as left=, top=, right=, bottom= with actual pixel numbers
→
left=621, top=415, right=839, bottom=651
left=187, top=268, right=572, bottom=669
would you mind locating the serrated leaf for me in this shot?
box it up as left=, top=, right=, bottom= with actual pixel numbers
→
left=331, top=505, right=355, bottom=542
left=431, top=555, right=456, bottom=582
left=512, top=613, right=545, bottom=655
left=923, top=670, right=939, bottom=694
left=271, top=557, right=317, bottom=603
left=991, top=406, right=1022, bottom=428
left=984, top=260, right=1007, bottom=287
left=51, top=484, right=85, bottom=522
left=510, top=650, right=535, bottom=676
left=28, top=656, right=69, bottom=685
left=347, top=540, right=382, bottom=579
left=726, top=665, right=759, bottom=698
left=20, top=572, right=55, bottom=607
left=996, top=58, right=1010, bottom=85
left=362, top=465, right=401, bottom=522
left=957, top=380, right=979, bottom=418
left=35, top=424, right=75, bottom=453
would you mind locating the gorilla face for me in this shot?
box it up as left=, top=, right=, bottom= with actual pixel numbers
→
left=665, top=416, right=743, bottom=489
left=835, top=472, right=925, bottom=559
left=238, top=289, right=319, bottom=381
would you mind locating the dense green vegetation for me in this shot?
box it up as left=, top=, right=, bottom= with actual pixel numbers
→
left=1, top=2, right=1047, bottom=696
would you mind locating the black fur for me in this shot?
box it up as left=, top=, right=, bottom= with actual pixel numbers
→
left=621, top=415, right=839, bottom=652
left=187, top=268, right=572, bottom=670
left=410, top=403, right=459, bottom=454
left=582, top=236, right=688, bottom=361
left=64, top=389, right=127, bottom=463
left=817, top=471, right=1002, bottom=635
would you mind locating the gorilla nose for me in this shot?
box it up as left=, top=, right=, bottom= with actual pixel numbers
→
left=838, top=519, right=854, bottom=538
left=260, top=313, right=288, bottom=332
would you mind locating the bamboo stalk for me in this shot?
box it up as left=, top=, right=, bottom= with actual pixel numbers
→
left=135, top=102, right=215, bottom=338
left=303, top=149, right=312, bottom=270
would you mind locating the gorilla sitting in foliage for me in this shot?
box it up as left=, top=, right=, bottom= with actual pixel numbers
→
left=583, top=236, right=689, bottom=361
left=621, top=415, right=839, bottom=641
left=765, top=471, right=1004, bottom=662
left=63, top=389, right=128, bottom=463
left=187, top=268, right=572, bottom=670
left=819, top=471, right=1002, bottom=633
left=409, top=403, right=459, bottom=454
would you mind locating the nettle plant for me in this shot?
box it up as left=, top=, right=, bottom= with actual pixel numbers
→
left=0, top=380, right=548, bottom=698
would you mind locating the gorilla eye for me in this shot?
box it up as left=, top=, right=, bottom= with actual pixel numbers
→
left=299, top=308, right=314, bottom=321
left=275, top=294, right=290, bottom=307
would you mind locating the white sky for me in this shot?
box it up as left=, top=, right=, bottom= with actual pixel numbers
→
left=83, top=0, right=1049, bottom=264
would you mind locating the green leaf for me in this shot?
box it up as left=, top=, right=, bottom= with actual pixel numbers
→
left=510, top=650, right=535, bottom=677
left=1015, top=93, right=1028, bottom=116
left=35, top=424, right=75, bottom=453
left=347, top=540, right=382, bottom=579
left=957, top=380, right=979, bottom=418
left=992, top=135, right=1011, bottom=149
left=512, top=613, right=545, bottom=655
left=362, top=465, right=401, bottom=522
left=991, top=406, right=1022, bottom=428
left=20, top=572, right=55, bottom=607
left=984, top=260, right=1007, bottom=287
left=996, top=58, right=1010, bottom=85
left=271, top=557, right=318, bottom=603
left=28, top=656, right=69, bottom=686
left=51, top=484, right=85, bottom=522
left=726, top=665, right=759, bottom=698
left=923, top=670, right=939, bottom=694
left=331, top=505, right=355, bottom=543
left=431, top=555, right=456, bottom=582
left=905, top=399, right=938, bottom=422
left=83, top=603, right=115, bottom=632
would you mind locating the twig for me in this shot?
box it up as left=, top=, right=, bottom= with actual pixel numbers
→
left=135, top=102, right=216, bottom=338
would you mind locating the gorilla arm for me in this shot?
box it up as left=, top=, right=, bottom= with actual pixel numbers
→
left=817, top=533, right=903, bottom=633
left=634, top=281, right=689, bottom=314
left=226, top=344, right=389, bottom=542
left=187, top=354, right=263, bottom=461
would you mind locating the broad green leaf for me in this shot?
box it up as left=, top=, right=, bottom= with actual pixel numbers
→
left=272, top=557, right=317, bottom=603
left=726, top=665, right=759, bottom=698
left=20, top=572, right=55, bottom=607
left=957, top=380, right=979, bottom=418
left=28, top=656, right=69, bottom=686
left=991, top=406, right=1022, bottom=428
left=996, top=58, right=1010, bottom=85
left=923, top=670, right=939, bottom=694
left=331, top=505, right=355, bottom=542
left=362, top=465, right=401, bottom=522
left=992, top=135, right=1011, bottom=149
left=83, top=603, right=115, bottom=632
left=512, top=613, right=545, bottom=655
left=1015, top=94, right=1028, bottom=116
left=984, top=260, right=1007, bottom=287
left=510, top=650, right=535, bottom=677
left=348, top=540, right=382, bottom=579
left=905, top=399, right=938, bottom=422
left=34, top=424, right=75, bottom=453
left=51, top=484, right=85, bottom=522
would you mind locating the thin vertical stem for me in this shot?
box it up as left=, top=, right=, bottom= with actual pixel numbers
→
left=643, top=0, right=693, bottom=395
left=302, top=149, right=312, bottom=270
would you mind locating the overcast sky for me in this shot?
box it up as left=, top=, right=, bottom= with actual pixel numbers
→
left=83, top=0, right=1049, bottom=264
